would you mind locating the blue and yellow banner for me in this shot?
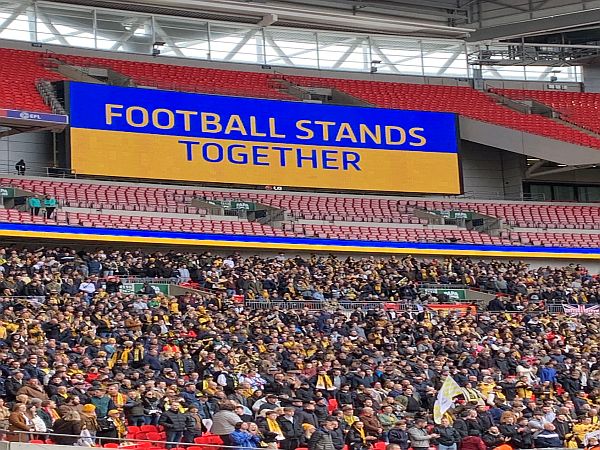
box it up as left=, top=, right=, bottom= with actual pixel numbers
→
left=69, top=82, right=461, bottom=193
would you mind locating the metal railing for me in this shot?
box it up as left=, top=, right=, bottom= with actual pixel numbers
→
left=244, top=299, right=418, bottom=312
left=0, top=428, right=246, bottom=449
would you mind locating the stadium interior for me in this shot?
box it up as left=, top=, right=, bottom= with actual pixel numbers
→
left=2, top=0, right=600, bottom=450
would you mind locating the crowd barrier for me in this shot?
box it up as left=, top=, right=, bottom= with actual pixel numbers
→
left=0, top=429, right=245, bottom=450
left=0, top=430, right=577, bottom=450
left=244, top=299, right=577, bottom=316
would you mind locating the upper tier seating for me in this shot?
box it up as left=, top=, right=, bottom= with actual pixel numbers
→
left=491, top=88, right=600, bottom=135
left=2, top=47, right=600, bottom=149
left=411, top=199, right=600, bottom=230
left=287, top=76, right=600, bottom=149
left=0, top=48, right=65, bottom=111
left=3, top=177, right=600, bottom=247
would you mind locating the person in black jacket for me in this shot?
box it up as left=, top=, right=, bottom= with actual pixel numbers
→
left=278, top=407, right=304, bottom=450
left=159, top=402, right=191, bottom=449
left=346, top=421, right=376, bottom=450
left=297, top=402, right=320, bottom=428
left=434, top=417, right=461, bottom=450
left=329, top=418, right=346, bottom=450
left=336, top=385, right=355, bottom=407
left=388, top=421, right=410, bottom=450
left=482, top=426, right=505, bottom=450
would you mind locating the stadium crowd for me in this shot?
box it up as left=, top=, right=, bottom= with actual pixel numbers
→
left=0, top=247, right=598, bottom=450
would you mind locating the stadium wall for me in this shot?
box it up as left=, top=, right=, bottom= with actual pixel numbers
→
left=459, top=142, right=525, bottom=198
left=0, top=130, right=53, bottom=174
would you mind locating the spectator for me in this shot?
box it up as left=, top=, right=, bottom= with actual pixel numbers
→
left=15, top=159, right=25, bottom=176
left=43, top=194, right=57, bottom=219
left=80, top=404, right=99, bottom=446
left=346, top=421, right=378, bottom=450
left=159, top=402, right=189, bottom=449
left=434, top=417, right=462, bottom=450
left=408, top=418, right=438, bottom=450
left=278, top=407, right=303, bottom=450
left=534, top=423, right=562, bottom=448
left=388, top=421, right=410, bottom=450
left=459, top=430, right=486, bottom=450
left=52, top=410, right=82, bottom=446
left=210, top=402, right=241, bottom=445
left=8, top=403, right=32, bottom=442
left=308, top=419, right=336, bottom=450
left=28, top=196, right=41, bottom=217
left=230, top=422, right=260, bottom=450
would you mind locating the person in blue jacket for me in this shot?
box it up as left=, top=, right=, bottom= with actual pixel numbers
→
left=28, top=196, right=41, bottom=217
left=230, top=422, right=261, bottom=450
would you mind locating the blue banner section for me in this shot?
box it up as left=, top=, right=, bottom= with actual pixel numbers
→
left=69, top=82, right=458, bottom=152
left=0, top=109, right=69, bottom=123
left=0, top=222, right=597, bottom=257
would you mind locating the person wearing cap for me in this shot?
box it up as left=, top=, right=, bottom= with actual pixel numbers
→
left=258, top=394, right=280, bottom=414
left=408, top=418, right=439, bottom=450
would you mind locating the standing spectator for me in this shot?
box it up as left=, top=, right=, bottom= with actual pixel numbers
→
left=28, top=196, right=41, bottom=217
left=124, top=391, right=145, bottom=426
left=211, top=402, right=242, bottom=445
left=80, top=403, right=99, bottom=446
left=408, top=418, right=438, bottom=450
left=52, top=410, right=82, bottom=446
left=15, top=159, right=25, bottom=176
left=359, top=407, right=382, bottom=439
left=534, top=423, right=562, bottom=448
left=8, top=403, right=32, bottom=442
left=378, top=405, right=399, bottom=440
left=89, top=387, right=116, bottom=419
left=278, top=407, right=303, bottom=450
left=388, top=421, right=410, bottom=450
left=159, top=402, right=189, bottom=449
left=230, top=422, right=260, bottom=450
left=346, top=421, right=377, bottom=450
left=434, top=417, right=462, bottom=450
left=482, top=427, right=505, bottom=450
left=183, top=406, right=205, bottom=444
left=97, top=409, right=125, bottom=445
left=308, top=419, right=337, bottom=450
left=43, top=194, right=57, bottom=219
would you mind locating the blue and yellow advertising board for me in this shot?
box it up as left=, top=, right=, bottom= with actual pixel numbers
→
left=69, top=82, right=461, bottom=193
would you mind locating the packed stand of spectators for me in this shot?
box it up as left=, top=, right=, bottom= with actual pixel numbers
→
left=0, top=247, right=599, bottom=450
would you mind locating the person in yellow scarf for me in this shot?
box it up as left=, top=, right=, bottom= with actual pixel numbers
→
left=347, top=421, right=375, bottom=450
left=107, top=384, right=128, bottom=408
left=314, top=370, right=335, bottom=392
left=264, top=410, right=285, bottom=441
left=342, top=405, right=359, bottom=427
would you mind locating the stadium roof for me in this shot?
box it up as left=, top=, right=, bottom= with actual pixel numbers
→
left=45, top=0, right=600, bottom=43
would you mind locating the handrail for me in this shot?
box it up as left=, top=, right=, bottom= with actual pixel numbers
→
left=0, top=428, right=253, bottom=449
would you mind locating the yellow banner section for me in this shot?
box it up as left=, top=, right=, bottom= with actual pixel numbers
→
left=70, top=128, right=461, bottom=193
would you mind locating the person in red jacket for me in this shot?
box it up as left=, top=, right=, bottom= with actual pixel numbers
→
left=459, top=429, right=486, bottom=450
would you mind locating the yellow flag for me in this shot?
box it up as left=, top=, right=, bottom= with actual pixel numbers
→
left=433, top=375, right=463, bottom=424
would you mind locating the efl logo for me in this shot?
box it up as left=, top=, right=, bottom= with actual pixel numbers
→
left=19, top=112, right=42, bottom=120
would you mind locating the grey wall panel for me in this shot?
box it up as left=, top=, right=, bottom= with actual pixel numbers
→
left=0, top=131, right=53, bottom=175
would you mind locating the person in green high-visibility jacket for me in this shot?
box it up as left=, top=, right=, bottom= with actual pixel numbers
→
left=43, top=194, right=57, bottom=219
left=28, top=196, right=41, bottom=217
